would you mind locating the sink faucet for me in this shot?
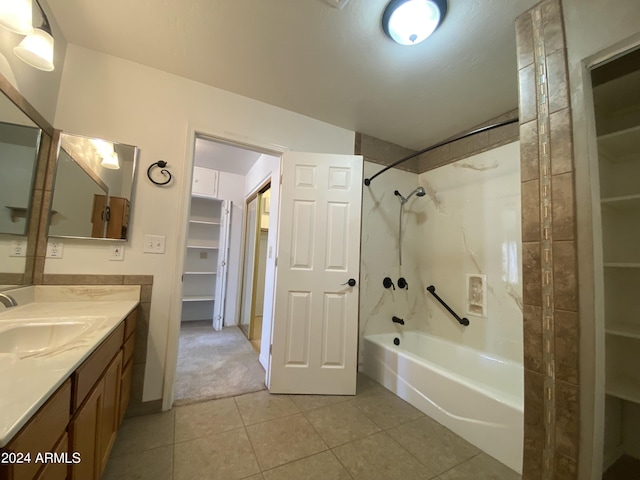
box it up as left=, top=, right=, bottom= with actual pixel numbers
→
left=392, top=316, right=404, bottom=325
left=0, top=293, right=17, bottom=308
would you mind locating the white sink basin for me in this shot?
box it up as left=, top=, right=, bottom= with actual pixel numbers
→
left=0, top=320, right=95, bottom=356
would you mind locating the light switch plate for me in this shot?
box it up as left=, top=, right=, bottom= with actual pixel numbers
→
left=143, top=234, right=166, bottom=254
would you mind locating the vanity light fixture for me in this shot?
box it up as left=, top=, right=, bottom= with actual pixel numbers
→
left=13, top=0, right=54, bottom=71
left=101, top=151, right=120, bottom=170
left=0, top=0, right=33, bottom=35
left=382, top=0, right=447, bottom=46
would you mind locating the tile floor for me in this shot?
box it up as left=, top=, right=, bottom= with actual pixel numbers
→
left=104, top=374, right=521, bottom=480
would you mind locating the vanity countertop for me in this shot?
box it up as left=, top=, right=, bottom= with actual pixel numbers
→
left=0, top=286, right=140, bottom=447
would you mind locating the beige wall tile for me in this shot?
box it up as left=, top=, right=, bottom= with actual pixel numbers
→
left=541, top=0, right=565, bottom=55
left=555, top=381, right=579, bottom=460
left=550, top=108, right=574, bottom=175
left=522, top=179, right=541, bottom=242
left=516, top=12, right=535, bottom=69
left=555, top=309, right=579, bottom=385
left=523, top=242, right=542, bottom=306
left=123, top=275, right=154, bottom=285
left=520, top=120, right=539, bottom=182
left=449, top=131, right=489, bottom=160
left=555, top=452, right=578, bottom=479
left=519, top=64, right=538, bottom=124
left=552, top=172, right=576, bottom=241
left=553, top=241, right=578, bottom=311
left=523, top=369, right=545, bottom=478
left=42, top=274, right=124, bottom=285
left=546, top=49, right=570, bottom=114
left=524, top=305, right=543, bottom=373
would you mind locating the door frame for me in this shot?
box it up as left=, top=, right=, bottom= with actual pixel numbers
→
left=238, top=180, right=271, bottom=341
left=163, top=125, right=287, bottom=410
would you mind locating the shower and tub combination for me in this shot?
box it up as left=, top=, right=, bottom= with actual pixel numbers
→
left=361, top=138, right=524, bottom=475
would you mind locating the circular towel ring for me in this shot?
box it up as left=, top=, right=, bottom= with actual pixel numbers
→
left=147, top=160, right=172, bottom=186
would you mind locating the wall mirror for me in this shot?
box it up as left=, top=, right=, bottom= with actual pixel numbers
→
left=0, top=76, right=52, bottom=290
left=48, top=133, right=138, bottom=240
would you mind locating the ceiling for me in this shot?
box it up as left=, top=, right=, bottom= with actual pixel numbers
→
left=47, top=0, right=537, bottom=151
left=194, top=137, right=265, bottom=175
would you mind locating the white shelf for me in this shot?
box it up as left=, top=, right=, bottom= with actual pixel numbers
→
left=182, top=295, right=215, bottom=302
left=187, top=243, right=219, bottom=250
left=598, top=124, right=640, bottom=163
left=606, top=375, right=640, bottom=405
left=184, top=271, right=216, bottom=275
left=606, top=323, right=640, bottom=340
left=189, top=219, right=221, bottom=226
left=604, top=263, right=640, bottom=268
left=601, top=194, right=640, bottom=209
left=191, top=193, right=220, bottom=200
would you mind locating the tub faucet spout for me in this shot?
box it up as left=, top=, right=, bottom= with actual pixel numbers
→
left=392, top=316, right=404, bottom=325
left=0, top=293, right=17, bottom=308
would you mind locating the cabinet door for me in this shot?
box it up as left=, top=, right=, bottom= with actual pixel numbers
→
left=99, top=352, right=123, bottom=476
left=70, top=382, right=103, bottom=480
left=192, top=166, right=219, bottom=197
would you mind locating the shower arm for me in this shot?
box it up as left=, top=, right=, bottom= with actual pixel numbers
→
left=363, top=117, right=519, bottom=186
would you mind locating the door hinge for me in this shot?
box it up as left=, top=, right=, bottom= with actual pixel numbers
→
left=275, top=256, right=278, bottom=267
left=269, top=344, right=272, bottom=354
left=279, top=173, right=283, bottom=185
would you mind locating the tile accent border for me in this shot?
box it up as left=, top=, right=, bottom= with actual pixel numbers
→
left=517, top=1, right=580, bottom=478
left=355, top=110, right=519, bottom=176
left=42, top=273, right=159, bottom=417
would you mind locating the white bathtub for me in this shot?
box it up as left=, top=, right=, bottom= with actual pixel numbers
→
left=362, top=331, right=524, bottom=473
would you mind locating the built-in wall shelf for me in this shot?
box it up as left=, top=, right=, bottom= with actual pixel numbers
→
left=182, top=295, right=215, bottom=302
left=189, top=219, right=221, bottom=226
left=606, top=376, right=640, bottom=405
left=186, top=244, right=219, bottom=250
left=606, top=323, right=640, bottom=340
left=601, top=194, right=640, bottom=209
left=184, top=271, right=217, bottom=275
left=598, top=124, right=640, bottom=163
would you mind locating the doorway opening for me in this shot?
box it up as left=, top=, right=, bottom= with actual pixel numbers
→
left=173, top=135, right=280, bottom=405
left=238, top=182, right=271, bottom=353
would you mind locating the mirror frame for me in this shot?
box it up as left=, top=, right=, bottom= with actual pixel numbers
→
left=0, top=72, right=54, bottom=288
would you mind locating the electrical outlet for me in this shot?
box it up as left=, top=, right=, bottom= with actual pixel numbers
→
left=46, top=240, right=64, bottom=258
left=10, top=240, right=27, bottom=257
left=110, top=244, right=125, bottom=261
left=143, top=234, right=166, bottom=254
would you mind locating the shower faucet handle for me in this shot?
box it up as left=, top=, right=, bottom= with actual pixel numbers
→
left=383, top=277, right=395, bottom=290
left=398, top=277, right=408, bottom=290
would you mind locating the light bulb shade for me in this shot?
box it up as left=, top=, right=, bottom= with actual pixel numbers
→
left=101, top=152, right=120, bottom=170
left=0, top=0, right=33, bottom=35
left=382, top=0, right=447, bottom=46
left=14, top=28, right=55, bottom=71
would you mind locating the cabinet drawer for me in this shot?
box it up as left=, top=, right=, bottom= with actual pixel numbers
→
left=124, top=310, right=137, bottom=340
left=1, top=380, right=71, bottom=480
left=34, top=432, right=69, bottom=480
left=123, top=332, right=135, bottom=366
left=72, top=323, right=124, bottom=411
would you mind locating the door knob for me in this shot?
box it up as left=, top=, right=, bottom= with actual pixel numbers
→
left=342, top=279, right=356, bottom=287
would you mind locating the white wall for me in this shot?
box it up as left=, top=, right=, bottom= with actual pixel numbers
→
left=244, top=154, right=281, bottom=370
left=51, top=45, right=354, bottom=402
left=417, top=142, right=522, bottom=362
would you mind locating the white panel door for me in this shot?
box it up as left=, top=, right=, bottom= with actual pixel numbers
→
left=213, top=200, right=231, bottom=330
left=269, top=152, right=362, bottom=394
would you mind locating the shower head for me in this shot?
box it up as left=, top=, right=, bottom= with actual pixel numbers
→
left=395, top=187, right=426, bottom=204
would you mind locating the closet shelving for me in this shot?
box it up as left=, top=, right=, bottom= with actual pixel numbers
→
left=596, top=74, right=640, bottom=406
left=182, top=167, right=223, bottom=321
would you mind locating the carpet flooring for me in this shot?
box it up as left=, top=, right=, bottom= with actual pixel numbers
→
left=173, top=322, right=266, bottom=406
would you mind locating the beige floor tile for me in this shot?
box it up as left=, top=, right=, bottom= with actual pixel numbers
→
left=103, top=445, right=173, bottom=480
left=262, top=451, right=352, bottom=480
left=333, top=431, right=433, bottom=480
left=289, top=394, right=351, bottom=412
left=174, top=428, right=260, bottom=480
left=352, top=388, right=423, bottom=429
left=246, top=413, right=328, bottom=470
left=305, top=401, right=380, bottom=447
left=110, top=410, right=175, bottom=457
left=435, top=453, right=521, bottom=479
left=356, top=373, right=385, bottom=396
left=243, top=475, right=265, bottom=480
left=175, top=397, right=244, bottom=443
left=234, top=390, right=300, bottom=425
left=387, top=416, right=480, bottom=476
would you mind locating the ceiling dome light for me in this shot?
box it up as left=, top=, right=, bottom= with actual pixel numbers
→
left=14, top=27, right=54, bottom=71
left=0, top=0, right=33, bottom=35
left=382, top=0, right=447, bottom=46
